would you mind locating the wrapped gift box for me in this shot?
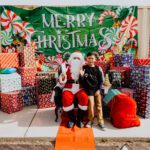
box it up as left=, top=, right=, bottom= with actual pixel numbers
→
left=36, top=72, right=56, bottom=95
left=18, top=67, right=37, bottom=87
left=21, top=86, right=37, bottom=106
left=134, top=80, right=150, bottom=118
left=114, top=54, right=133, bottom=67
left=95, top=61, right=109, bottom=75
left=0, top=53, right=19, bottom=69
left=108, top=70, right=126, bottom=88
left=120, top=88, right=134, bottom=98
left=133, top=58, right=150, bottom=66
left=130, top=66, right=150, bottom=88
left=1, top=91, right=23, bottom=114
left=19, top=46, right=35, bottom=67
left=0, top=73, right=22, bottom=92
left=37, top=93, right=55, bottom=109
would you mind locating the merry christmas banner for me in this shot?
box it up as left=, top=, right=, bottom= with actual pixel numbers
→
left=0, top=5, right=138, bottom=71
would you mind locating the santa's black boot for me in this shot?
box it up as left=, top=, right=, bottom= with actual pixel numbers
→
left=77, top=109, right=87, bottom=128
left=67, top=110, right=76, bottom=128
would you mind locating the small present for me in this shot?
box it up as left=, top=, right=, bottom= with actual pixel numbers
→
left=0, top=53, right=19, bottom=69
left=120, top=88, right=134, bottom=98
left=133, top=58, right=150, bottom=66
left=0, top=73, right=22, bottom=92
left=114, top=54, right=133, bottom=67
left=1, top=91, right=23, bottom=114
left=37, top=93, right=55, bottom=109
left=19, top=46, right=35, bottom=67
left=36, top=72, right=56, bottom=95
left=21, top=86, right=37, bottom=106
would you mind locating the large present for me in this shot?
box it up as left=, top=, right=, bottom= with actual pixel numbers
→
left=36, top=72, right=56, bottom=95
left=120, top=88, right=134, bottom=98
left=114, top=54, right=133, bottom=67
left=18, top=67, right=36, bottom=87
left=134, top=80, right=150, bottom=118
left=0, top=73, right=22, bottom=92
left=0, top=53, right=19, bottom=69
left=95, top=61, right=108, bottom=75
left=19, top=46, right=35, bottom=67
left=133, top=58, right=150, bottom=66
left=1, top=91, right=23, bottom=114
left=130, top=66, right=150, bottom=88
left=37, top=93, right=55, bottom=109
left=21, top=86, right=37, bottom=106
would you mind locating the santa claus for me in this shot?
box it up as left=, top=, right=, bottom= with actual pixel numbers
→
left=57, top=51, right=88, bottom=128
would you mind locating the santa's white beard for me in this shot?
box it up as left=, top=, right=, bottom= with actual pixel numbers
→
left=70, top=59, right=81, bottom=81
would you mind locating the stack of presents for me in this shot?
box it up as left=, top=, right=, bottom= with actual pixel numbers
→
left=0, top=46, right=56, bottom=114
left=101, top=53, right=150, bottom=119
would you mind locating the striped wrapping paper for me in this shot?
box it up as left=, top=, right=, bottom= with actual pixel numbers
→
left=1, top=91, right=23, bottom=114
left=133, top=58, right=150, bottom=66
left=0, top=73, right=22, bottom=93
left=19, top=46, right=35, bottom=67
left=0, top=53, right=19, bottom=69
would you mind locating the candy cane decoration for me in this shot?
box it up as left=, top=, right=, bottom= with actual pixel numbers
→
left=128, top=38, right=137, bottom=48
left=118, top=15, right=138, bottom=50
left=19, top=21, right=35, bottom=44
left=99, top=10, right=118, bottom=25
left=0, top=9, right=23, bottom=34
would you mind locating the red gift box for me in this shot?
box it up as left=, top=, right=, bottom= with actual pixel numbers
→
left=37, top=93, right=55, bottom=109
left=19, top=67, right=37, bottom=87
left=19, top=46, right=35, bottom=67
left=0, top=53, right=19, bottom=69
left=133, top=59, right=150, bottom=66
left=1, top=91, right=23, bottom=114
left=18, top=67, right=37, bottom=76
left=95, top=61, right=108, bottom=74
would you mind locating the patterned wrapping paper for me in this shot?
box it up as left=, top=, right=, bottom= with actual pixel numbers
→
left=114, top=54, right=133, bottom=67
left=0, top=73, right=22, bottom=93
left=120, top=88, right=134, bottom=98
left=108, top=70, right=126, bottom=88
left=37, top=93, right=55, bottom=109
left=36, top=72, right=57, bottom=95
left=110, top=66, right=130, bottom=87
left=19, top=46, right=35, bottom=67
left=130, top=66, right=150, bottom=88
left=134, top=80, right=150, bottom=118
left=18, top=67, right=37, bottom=87
left=0, top=53, right=19, bottom=69
left=21, top=86, right=37, bottom=106
left=1, top=91, right=23, bottom=114
left=133, top=58, right=150, bottom=66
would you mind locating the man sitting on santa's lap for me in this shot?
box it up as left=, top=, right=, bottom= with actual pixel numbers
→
left=58, top=51, right=88, bottom=128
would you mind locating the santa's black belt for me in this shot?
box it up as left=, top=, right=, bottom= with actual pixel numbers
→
left=67, top=80, right=79, bottom=84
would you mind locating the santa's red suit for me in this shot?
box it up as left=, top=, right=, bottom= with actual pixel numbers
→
left=58, top=52, right=88, bottom=128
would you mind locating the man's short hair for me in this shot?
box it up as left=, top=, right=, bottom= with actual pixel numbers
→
left=87, top=52, right=96, bottom=57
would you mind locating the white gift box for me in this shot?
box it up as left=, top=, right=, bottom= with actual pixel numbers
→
left=0, top=73, right=22, bottom=92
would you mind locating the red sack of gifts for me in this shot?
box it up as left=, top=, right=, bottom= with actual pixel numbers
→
left=108, top=94, right=140, bottom=128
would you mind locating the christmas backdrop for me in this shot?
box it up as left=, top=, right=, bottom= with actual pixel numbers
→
left=0, top=5, right=138, bottom=71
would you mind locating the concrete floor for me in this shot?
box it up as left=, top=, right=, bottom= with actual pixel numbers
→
left=0, top=106, right=150, bottom=139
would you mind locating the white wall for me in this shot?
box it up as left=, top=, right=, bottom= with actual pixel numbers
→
left=0, top=0, right=150, bottom=6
